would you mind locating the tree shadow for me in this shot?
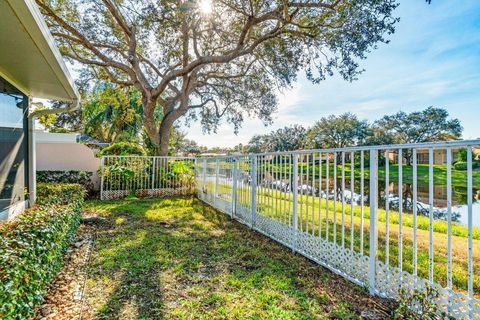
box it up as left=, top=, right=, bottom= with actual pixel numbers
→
left=87, top=197, right=394, bottom=319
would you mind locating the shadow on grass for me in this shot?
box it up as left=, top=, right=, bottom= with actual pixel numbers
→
left=85, top=197, right=394, bottom=319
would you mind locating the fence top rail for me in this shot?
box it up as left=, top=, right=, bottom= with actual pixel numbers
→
left=101, top=155, right=196, bottom=160
left=100, top=139, right=480, bottom=161
left=199, top=139, right=480, bottom=159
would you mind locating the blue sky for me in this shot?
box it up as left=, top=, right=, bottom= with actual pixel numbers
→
left=185, top=0, right=480, bottom=147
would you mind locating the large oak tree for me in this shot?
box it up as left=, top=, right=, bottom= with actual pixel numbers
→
left=37, top=0, right=399, bottom=155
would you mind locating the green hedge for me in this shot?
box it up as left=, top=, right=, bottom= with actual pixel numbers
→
left=453, top=161, right=480, bottom=171
left=37, top=171, right=94, bottom=196
left=0, top=183, right=85, bottom=319
left=36, top=183, right=86, bottom=206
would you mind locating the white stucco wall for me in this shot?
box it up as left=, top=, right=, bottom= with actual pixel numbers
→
left=36, top=142, right=101, bottom=188
left=35, top=131, right=77, bottom=143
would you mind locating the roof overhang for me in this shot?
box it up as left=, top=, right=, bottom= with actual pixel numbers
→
left=0, top=0, right=79, bottom=101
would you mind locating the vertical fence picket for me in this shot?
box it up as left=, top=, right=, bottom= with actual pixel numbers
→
left=100, top=156, right=105, bottom=200
left=350, top=151, right=354, bottom=251
left=360, top=151, right=364, bottom=256
left=214, top=159, right=219, bottom=207
left=467, top=146, right=473, bottom=317
left=398, top=149, right=403, bottom=273
left=318, top=153, right=322, bottom=238
left=232, top=158, right=238, bottom=218
left=412, top=149, right=418, bottom=280
left=429, top=148, right=434, bottom=283
left=341, top=151, right=345, bottom=248
left=250, top=156, right=257, bottom=229
left=292, top=154, right=298, bottom=252
left=369, top=149, right=378, bottom=295
left=446, top=147, right=453, bottom=312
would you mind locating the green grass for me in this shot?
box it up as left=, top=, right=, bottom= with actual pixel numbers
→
left=209, top=182, right=480, bottom=240
left=83, top=197, right=393, bottom=319
left=208, top=182, right=480, bottom=295
left=208, top=161, right=480, bottom=188
left=273, top=163, right=480, bottom=188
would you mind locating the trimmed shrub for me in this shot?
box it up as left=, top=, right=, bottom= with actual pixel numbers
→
left=97, top=141, right=146, bottom=156
left=37, top=171, right=95, bottom=197
left=0, top=184, right=85, bottom=319
left=453, top=161, right=480, bottom=171
left=36, top=183, right=86, bottom=206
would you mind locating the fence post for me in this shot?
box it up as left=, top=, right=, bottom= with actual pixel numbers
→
left=202, top=158, right=207, bottom=192
left=151, top=157, right=156, bottom=193
left=368, top=149, right=379, bottom=294
left=214, top=159, right=219, bottom=206
left=100, top=156, right=105, bottom=200
left=231, top=158, right=238, bottom=218
left=250, top=156, right=257, bottom=228
left=292, top=154, right=298, bottom=252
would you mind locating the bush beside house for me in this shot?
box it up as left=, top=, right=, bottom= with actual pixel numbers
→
left=0, top=184, right=85, bottom=319
left=97, top=141, right=146, bottom=156
left=37, top=170, right=95, bottom=197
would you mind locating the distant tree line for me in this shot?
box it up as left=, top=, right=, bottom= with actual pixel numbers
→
left=244, top=107, right=463, bottom=158
left=39, top=96, right=463, bottom=159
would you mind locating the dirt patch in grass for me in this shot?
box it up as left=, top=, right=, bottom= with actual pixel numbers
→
left=60, top=197, right=396, bottom=319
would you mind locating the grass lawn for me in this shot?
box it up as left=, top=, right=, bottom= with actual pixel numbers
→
left=208, top=182, right=480, bottom=295
left=82, top=197, right=394, bottom=319
left=253, top=162, right=480, bottom=188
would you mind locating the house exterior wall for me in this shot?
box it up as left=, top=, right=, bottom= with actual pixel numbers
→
left=36, top=142, right=101, bottom=189
left=36, top=131, right=78, bottom=143
left=0, top=75, right=29, bottom=220
left=387, top=148, right=460, bottom=165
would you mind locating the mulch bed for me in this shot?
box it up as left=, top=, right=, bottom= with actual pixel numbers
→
left=33, top=219, right=98, bottom=320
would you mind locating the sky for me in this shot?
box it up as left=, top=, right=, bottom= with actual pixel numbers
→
left=184, top=0, right=480, bottom=148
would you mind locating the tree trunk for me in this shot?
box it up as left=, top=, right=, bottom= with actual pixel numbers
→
left=142, top=95, right=187, bottom=156
left=156, top=111, right=180, bottom=156
left=143, top=99, right=160, bottom=148
left=157, top=120, right=171, bottom=156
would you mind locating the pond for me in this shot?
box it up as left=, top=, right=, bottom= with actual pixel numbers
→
left=260, top=172, right=480, bottom=227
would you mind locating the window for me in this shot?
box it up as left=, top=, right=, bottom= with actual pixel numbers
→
left=0, top=76, right=28, bottom=217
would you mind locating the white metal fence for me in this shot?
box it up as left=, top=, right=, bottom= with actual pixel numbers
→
left=100, top=156, right=195, bottom=200
left=196, top=140, right=480, bottom=319
left=100, top=140, right=480, bottom=318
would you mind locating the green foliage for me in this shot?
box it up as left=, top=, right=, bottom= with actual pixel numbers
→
left=370, top=107, right=463, bottom=165
left=305, top=113, right=370, bottom=149
left=248, top=125, right=306, bottom=153
left=83, top=83, right=145, bottom=143
left=37, top=171, right=94, bottom=196
left=0, top=184, right=85, bottom=319
left=168, top=127, right=203, bottom=156
left=36, top=101, right=83, bottom=133
left=394, top=285, right=447, bottom=319
left=372, top=107, right=462, bottom=146
left=457, top=148, right=479, bottom=163
left=453, top=161, right=480, bottom=171
left=163, top=161, right=195, bottom=189
left=101, top=158, right=143, bottom=191
left=36, top=183, right=86, bottom=206
left=101, top=158, right=195, bottom=197
left=97, top=141, right=147, bottom=156
left=40, top=0, right=399, bottom=154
